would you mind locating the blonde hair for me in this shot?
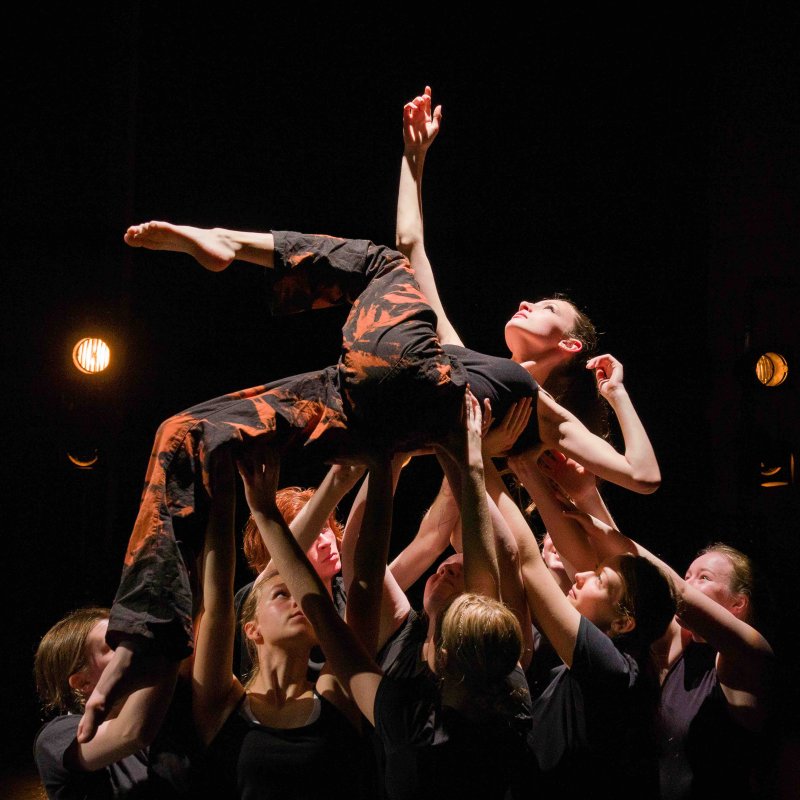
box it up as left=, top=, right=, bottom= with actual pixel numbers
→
left=436, top=593, right=526, bottom=723
left=34, top=607, right=110, bottom=715
left=239, top=574, right=270, bottom=691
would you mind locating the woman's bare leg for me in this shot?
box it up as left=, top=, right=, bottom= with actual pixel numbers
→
left=124, top=221, right=275, bottom=271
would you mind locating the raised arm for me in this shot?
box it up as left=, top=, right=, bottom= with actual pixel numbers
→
left=436, top=391, right=500, bottom=599
left=507, top=451, right=598, bottom=575
left=290, top=464, right=364, bottom=554
left=536, top=448, right=617, bottom=527
left=239, top=448, right=383, bottom=725
left=388, top=474, right=459, bottom=591
left=482, top=457, right=585, bottom=668
left=192, top=454, right=242, bottom=744
left=343, top=458, right=396, bottom=657
left=433, top=395, right=535, bottom=661
left=396, top=86, right=464, bottom=347
left=339, top=456, right=413, bottom=650
left=537, top=354, right=661, bottom=494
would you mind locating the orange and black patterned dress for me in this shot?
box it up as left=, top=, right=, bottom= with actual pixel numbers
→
left=108, top=231, right=474, bottom=657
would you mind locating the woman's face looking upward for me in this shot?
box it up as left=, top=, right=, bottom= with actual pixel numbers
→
left=504, top=298, right=581, bottom=361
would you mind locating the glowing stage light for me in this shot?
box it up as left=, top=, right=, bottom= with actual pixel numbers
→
left=73, top=337, right=111, bottom=374
left=755, top=352, right=788, bottom=387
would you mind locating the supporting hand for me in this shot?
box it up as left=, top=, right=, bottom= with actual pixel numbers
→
left=237, top=446, right=281, bottom=518
left=536, top=448, right=597, bottom=504
left=482, top=397, right=533, bottom=457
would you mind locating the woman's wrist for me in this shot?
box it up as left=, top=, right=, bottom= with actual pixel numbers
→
left=602, top=384, right=629, bottom=404
left=402, top=146, right=428, bottom=166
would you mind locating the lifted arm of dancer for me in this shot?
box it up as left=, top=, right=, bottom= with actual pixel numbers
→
left=441, top=397, right=535, bottom=661
left=436, top=390, right=500, bottom=600
left=67, top=655, right=177, bottom=771
left=343, top=457, right=397, bottom=657
left=396, top=86, right=464, bottom=347
left=192, top=453, right=242, bottom=744
left=291, top=464, right=365, bottom=554
left=482, top=457, right=584, bottom=668
left=388, top=474, right=459, bottom=591
left=507, top=452, right=598, bottom=576
left=535, top=448, right=616, bottom=527
left=339, top=455, right=411, bottom=650
left=536, top=354, right=661, bottom=494
left=240, top=448, right=384, bottom=725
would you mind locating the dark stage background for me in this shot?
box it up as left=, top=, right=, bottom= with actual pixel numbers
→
left=4, top=3, right=799, bottom=784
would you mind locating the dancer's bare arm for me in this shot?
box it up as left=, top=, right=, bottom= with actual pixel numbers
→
left=508, top=454, right=598, bottom=574
left=535, top=448, right=616, bottom=527
left=537, top=355, right=661, bottom=494
left=70, top=657, right=178, bottom=771
left=341, top=454, right=418, bottom=651
left=396, top=86, right=464, bottom=347
left=436, top=390, right=500, bottom=599
left=388, top=475, right=459, bottom=590
left=290, top=464, right=364, bottom=554
left=482, top=457, right=584, bottom=668
left=192, top=454, right=242, bottom=744
left=343, top=458, right=396, bottom=657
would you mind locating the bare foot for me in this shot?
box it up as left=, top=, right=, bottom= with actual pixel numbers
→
left=123, top=221, right=237, bottom=272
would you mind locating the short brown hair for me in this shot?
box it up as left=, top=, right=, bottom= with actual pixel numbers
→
left=615, top=555, right=676, bottom=652
left=34, top=607, right=110, bottom=715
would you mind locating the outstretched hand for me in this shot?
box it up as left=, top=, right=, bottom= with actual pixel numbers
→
left=586, top=354, right=625, bottom=400
left=403, top=86, right=442, bottom=154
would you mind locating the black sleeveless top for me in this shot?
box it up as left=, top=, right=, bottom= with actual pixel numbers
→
left=198, top=693, right=372, bottom=799
left=444, top=345, right=540, bottom=454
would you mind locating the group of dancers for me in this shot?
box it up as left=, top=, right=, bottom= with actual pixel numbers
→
left=32, top=88, right=774, bottom=799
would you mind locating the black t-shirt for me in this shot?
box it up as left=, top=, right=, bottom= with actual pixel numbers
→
left=525, top=623, right=563, bottom=701
left=374, top=667, right=532, bottom=800
left=34, top=714, right=150, bottom=799
left=658, top=641, right=761, bottom=800
left=376, top=609, right=427, bottom=680
left=522, top=616, right=659, bottom=796
left=443, top=345, right=540, bottom=454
